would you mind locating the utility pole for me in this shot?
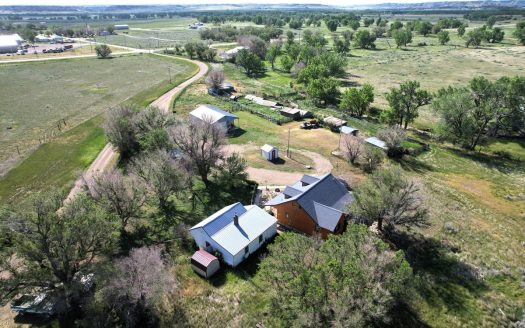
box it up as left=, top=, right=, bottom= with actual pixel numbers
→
left=287, top=127, right=291, bottom=157
left=168, top=66, right=172, bottom=84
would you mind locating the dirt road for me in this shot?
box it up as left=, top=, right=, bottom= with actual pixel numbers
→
left=64, top=53, right=208, bottom=203
left=222, top=144, right=333, bottom=185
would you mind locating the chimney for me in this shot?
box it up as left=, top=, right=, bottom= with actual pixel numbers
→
left=233, top=214, right=239, bottom=225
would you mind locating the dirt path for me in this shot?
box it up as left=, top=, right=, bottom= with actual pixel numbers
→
left=65, top=53, right=208, bottom=203
left=222, top=144, right=333, bottom=185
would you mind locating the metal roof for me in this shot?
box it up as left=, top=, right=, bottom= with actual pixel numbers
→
left=365, top=137, right=388, bottom=150
left=0, top=34, right=21, bottom=47
left=265, top=173, right=353, bottom=232
left=190, top=203, right=277, bottom=256
left=280, top=107, right=300, bottom=115
left=191, top=249, right=218, bottom=267
left=340, top=126, right=359, bottom=134
left=323, top=116, right=347, bottom=127
left=261, top=144, right=277, bottom=152
left=189, top=104, right=238, bottom=124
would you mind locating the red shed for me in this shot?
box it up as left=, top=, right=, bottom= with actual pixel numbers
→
left=191, top=250, right=220, bottom=278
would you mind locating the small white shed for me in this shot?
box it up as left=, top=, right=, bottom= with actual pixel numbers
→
left=261, top=144, right=278, bottom=161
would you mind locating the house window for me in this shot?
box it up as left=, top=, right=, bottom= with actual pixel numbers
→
left=259, top=235, right=263, bottom=244
left=244, top=246, right=249, bottom=254
left=205, top=241, right=210, bottom=248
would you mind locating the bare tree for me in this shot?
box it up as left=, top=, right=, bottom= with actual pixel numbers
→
left=130, top=150, right=190, bottom=214
left=377, top=126, right=406, bottom=157
left=93, top=246, right=177, bottom=327
left=90, top=170, right=146, bottom=237
left=104, top=105, right=138, bottom=158
left=205, top=69, right=225, bottom=91
left=341, top=135, right=363, bottom=164
left=168, top=117, right=225, bottom=188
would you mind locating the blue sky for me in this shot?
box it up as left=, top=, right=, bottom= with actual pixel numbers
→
left=1, top=0, right=477, bottom=6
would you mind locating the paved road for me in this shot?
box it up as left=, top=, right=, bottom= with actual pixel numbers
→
left=64, top=50, right=208, bottom=203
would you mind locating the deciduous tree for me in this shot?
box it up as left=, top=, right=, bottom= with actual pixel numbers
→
left=205, top=69, right=225, bottom=91
left=350, top=167, right=428, bottom=235
left=90, top=170, right=146, bottom=244
left=354, top=29, right=377, bottom=49
left=235, top=48, right=265, bottom=77
left=385, top=80, right=431, bottom=129
left=95, top=44, right=112, bottom=58
left=340, top=83, right=374, bottom=117
left=0, top=192, right=118, bottom=321
left=168, top=118, right=225, bottom=188
left=104, top=105, right=139, bottom=158
left=437, top=30, right=450, bottom=45
left=260, top=226, right=413, bottom=327
left=130, top=150, right=189, bottom=214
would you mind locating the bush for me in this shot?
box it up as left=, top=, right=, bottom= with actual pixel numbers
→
left=95, top=44, right=112, bottom=58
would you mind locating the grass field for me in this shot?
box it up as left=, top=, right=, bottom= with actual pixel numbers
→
left=0, top=114, right=106, bottom=206
left=173, top=46, right=525, bottom=324
left=0, top=54, right=197, bottom=175
left=0, top=44, right=127, bottom=61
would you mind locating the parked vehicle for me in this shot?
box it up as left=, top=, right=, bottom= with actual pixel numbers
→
left=300, top=120, right=319, bottom=129
left=11, top=292, right=60, bottom=318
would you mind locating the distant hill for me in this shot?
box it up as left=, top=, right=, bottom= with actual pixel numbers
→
left=0, top=1, right=524, bottom=14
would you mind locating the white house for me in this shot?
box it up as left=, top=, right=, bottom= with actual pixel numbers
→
left=189, top=203, right=277, bottom=267
left=261, top=144, right=278, bottom=161
left=189, top=104, right=238, bottom=131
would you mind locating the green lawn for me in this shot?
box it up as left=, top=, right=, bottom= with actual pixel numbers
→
left=0, top=54, right=197, bottom=175
left=0, top=115, right=106, bottom=207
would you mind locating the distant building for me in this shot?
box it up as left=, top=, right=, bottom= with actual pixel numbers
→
left=190, top=203, right=277, bottom=267
left=220, top=46, right=247, bottom=61
left=189, top=104, right=238, bottom=131
left=114, top=24, right=129, bottom=30
left=265, top=173, right=353, bottom=239
left=0, top=34, right=22, bottom=54
left=34, top=34, right=63, bottom=43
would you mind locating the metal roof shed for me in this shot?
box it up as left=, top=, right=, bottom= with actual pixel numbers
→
left=365, top=137, right=388, bottom=150
left=340, top=126, right=359, bottom=136
left=189, top=104, right=238, bottom=131
left=323, top=116, right=347, bottom=128
left=280, top=107, right=301, bottom=119
left=261, top=144, right=278, bottom=161
left=191, top=250, right=220, bottom=278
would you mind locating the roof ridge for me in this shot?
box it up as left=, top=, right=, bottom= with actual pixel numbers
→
left=312, top=200, right=342, bottom=213
left=295, top=173, right=331, bottom=201
left=190, top=202, right=242, bottom=230
left=210, top=205, right=251, bottom=237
